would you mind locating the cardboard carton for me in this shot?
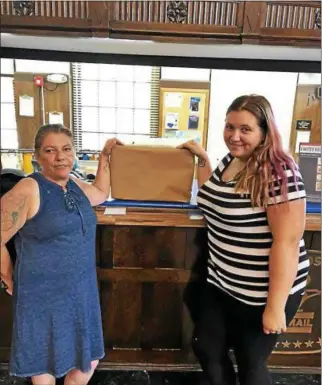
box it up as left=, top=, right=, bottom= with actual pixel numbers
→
left=110, top=145, right=194, bottom=202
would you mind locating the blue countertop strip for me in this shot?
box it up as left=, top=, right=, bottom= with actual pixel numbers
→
left=100, top=200, right=320, bottom=213
left=101, top=200, right=198, bottom=209
left=306, top=202, right=320, bottom=214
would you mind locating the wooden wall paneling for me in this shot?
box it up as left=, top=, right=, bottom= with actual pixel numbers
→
left=0, top=1, right=89, bottom=18
left=145, top=282, right=183, bottom=350
left=155, top=228, right=187, bottom=268
left=311, top=93, right=321, bottom=143
left=181, top=291, right=196, bottom=363
left=289, top=84, right=321, bottom=158
left=112, top=227, right=187, bottom=268
left=141, top=282, right=155, bottom=350
left=97, top=225, right=197, bottom=365
left=141, top=282, right=184, bottom=351
left=0, top=1, right=92, bottom=36
left=99, top=225, right=114, bottom=268
left=14, top=73, right=41, bottom=149
left=113, top=227, right=141, bottom=267
left=311, top=231, right=321, bottom=251
left=249, top=1, right=321, bottom=47
left=113, top=281, right=142, bottom=349
left=43, top=79, right=71, bottom=129
left=13, top=72, right=71, bottom=149
left=100, top=281, right=115, bottom=349
left=88, top=1, right=112, bottom=37
left=108, top=1, right=244, bottom=43
left=0, top=1, right=321, bottom=47
left=241, top=1, right=263, bottom=44
left=303, top=232, right=314, bottom=250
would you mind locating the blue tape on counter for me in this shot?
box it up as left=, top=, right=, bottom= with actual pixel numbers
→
left=101, top=200, right=320, bottom=213
left=306, top=202, right=320, bottom=214
left=100, top=199, right=198, bottom=209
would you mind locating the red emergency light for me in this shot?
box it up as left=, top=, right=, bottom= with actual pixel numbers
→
left=34, top=75, right=44, bottom=87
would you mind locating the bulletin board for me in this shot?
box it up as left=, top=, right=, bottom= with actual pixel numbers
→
left=159, top=81, right=210, bottom=148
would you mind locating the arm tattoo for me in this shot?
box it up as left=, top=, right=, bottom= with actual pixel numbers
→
left=103, top=162, right=110, bottom=173
left=1, top=192, right=26, bottom=231
left=197, top=157, right=206, bottom=167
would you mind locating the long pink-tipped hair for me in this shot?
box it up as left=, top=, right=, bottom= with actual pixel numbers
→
left=226, top=95, right=297, bottom=207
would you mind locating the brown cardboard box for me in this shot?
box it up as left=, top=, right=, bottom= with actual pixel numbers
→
left=110, top=145, right=194, bottom=202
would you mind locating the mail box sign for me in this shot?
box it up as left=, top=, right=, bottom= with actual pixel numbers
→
left=110, top=145, right=195, bottom=203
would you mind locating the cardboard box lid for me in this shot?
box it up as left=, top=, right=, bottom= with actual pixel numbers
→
left=110, top=145, right=194, bottom=202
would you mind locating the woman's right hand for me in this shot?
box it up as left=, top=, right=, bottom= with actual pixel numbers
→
left=177, top=140, right=208, bottom=160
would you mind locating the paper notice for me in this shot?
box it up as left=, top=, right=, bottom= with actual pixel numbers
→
left=295, top=131, right=311, bottom=153
left=49, top=112, right=64, bottom=125
left=165, top=112, right=179, bottom=130
left=165, top=93, right=183, bottom=108
left=104, top=207, right=126, bottom=215
left=19, top=95, right=34, bottom=117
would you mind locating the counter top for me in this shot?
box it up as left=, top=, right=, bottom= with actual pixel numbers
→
left=96, top=207, right=320, bottom=231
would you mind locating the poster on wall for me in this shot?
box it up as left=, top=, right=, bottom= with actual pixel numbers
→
left=188, top=115, right=199, bottom=129
left=165, top=112, right=179, bottom=130
left=299, top=143, right=321, bottom=202
left=189, top=97, right=201, bottom=112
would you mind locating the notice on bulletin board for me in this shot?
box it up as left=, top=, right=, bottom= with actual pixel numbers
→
left=165, top=93, right=183, bottom=108
left=188, top=115, right=199, bottom=129
left=165, top=112, right=179, bottom=130
left=163, top=129, right=201, bottom=143
left=299, top=143, right=321, bottom=202
left=189, top=97, right=201, bottom=112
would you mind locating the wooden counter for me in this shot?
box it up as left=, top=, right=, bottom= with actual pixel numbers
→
left=96, top=208, right=321, bottom=231
left=0, top=209, right=320, bottom=372
left=93, top=208, right=320, bottom=371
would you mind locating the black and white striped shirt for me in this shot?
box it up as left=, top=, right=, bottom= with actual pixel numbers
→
left=197, top=153, right=309, bottom=306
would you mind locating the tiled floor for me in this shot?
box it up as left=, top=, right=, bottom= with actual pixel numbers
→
left=1, top=371, right=321, bottom=385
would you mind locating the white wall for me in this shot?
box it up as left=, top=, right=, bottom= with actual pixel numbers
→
left=207, top=70, right=298, bottom=167
left=2, top=34, right=320, bottom=62
left=15, top=59, right=70, bottom=74
left=298, top=73, right=321, bottom=84
left=161, top=67, right=210, bottom=81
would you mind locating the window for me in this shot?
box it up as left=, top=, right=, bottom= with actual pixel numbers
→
left=1, top=58, right=18, bottom=149
left=72, top=63, right=160, bottom=150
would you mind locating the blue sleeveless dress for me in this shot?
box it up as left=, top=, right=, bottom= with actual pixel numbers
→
left=10, top=172, right=105, bottom=378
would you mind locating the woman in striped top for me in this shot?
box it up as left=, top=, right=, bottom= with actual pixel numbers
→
left=179, top=95, right=308, bottom=385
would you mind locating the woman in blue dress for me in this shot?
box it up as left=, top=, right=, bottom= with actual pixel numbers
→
left=0, top=124, right=121, bottom=385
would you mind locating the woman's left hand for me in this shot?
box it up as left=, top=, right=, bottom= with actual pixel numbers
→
left=262, top=304, right=287, bottom=335
left=101, top=138, right=124, bottom=158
